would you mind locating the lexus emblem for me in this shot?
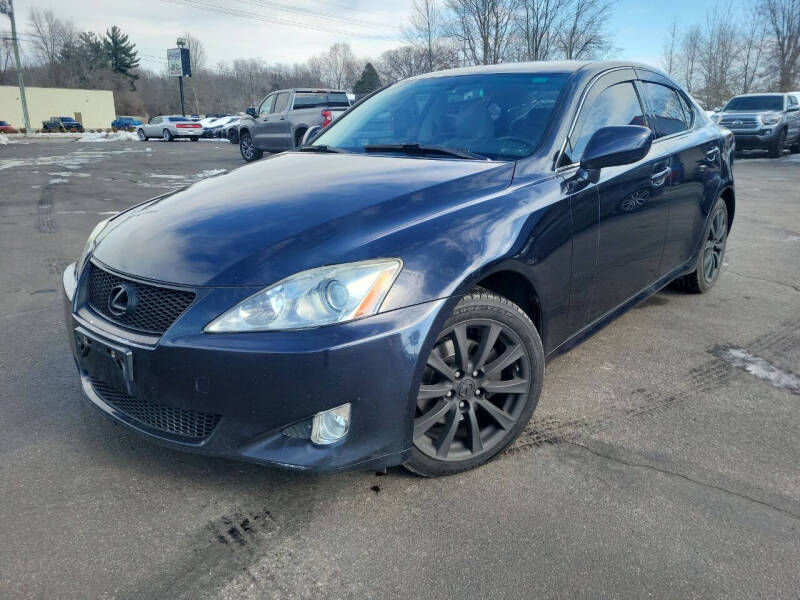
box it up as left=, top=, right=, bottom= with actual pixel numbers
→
left=108, top=284, right=136, bottom=317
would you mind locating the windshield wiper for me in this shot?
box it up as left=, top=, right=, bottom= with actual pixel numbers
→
left=363, top=143, right=488, bottom=160
left=298, top=145, right=350, bottom=153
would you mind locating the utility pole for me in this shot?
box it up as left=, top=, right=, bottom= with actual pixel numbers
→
left=0, top=0, right=31, bottom=132
left=176, top=37, right=186, bottom=116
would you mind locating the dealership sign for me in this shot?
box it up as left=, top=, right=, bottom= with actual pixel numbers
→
left=167, top=48, right=192, bottom=77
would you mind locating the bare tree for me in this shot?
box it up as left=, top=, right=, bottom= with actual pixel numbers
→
left=761, top=0, right=800, bottom=90
left=556, top=0, right=614, bottom=59
left=515, top=0, right=568, bottom=61
left=445, top=0, right=519, bottom=65
left=680, top=24, right=703, bottom=95
left=661, top=18, right=681, bottom=77
left=698, top=10, right=740, bottom=108
left=739, top=1, right=768, bottom=93
left=27, top=8, right=75, bottom=84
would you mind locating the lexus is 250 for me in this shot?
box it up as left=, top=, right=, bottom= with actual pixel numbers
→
left=64, top=61, right=734, bottom=476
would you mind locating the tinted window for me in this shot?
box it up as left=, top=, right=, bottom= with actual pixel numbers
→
left=678, top=93, right=696, bottom=127
left=313, top=73, right=569, bottom=160
left=169, top=117, right=191, bottom=122
left=724, top=95, right=784, bottom=111
left=0, top=121, right=8, bottom=126
left=150, top=117, right=161, bottom=124
left=258, top=95, right=274, bottom=117
left=640, top=82, right=689, bottom=137
left=293, top=92, right=350, bottom=108
left=565, top=81, right=645, bottom=164
left=273, top=92, right=291, bottom=113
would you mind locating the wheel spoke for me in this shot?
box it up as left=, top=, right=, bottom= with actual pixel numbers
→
left=426, top=350, right=456, bottom=382
left=482, top=377, right=530, bottom=395
left=466, top=407, right=483, bottom=454
left=417, top=383, right=452, bottom=400
left=414, top=398, right=452, bottom=438
left=435, top=407, right=460, bottom=457
left=473, top=323, right=501, bottom=370
left=475, top=398, right=515, bottom=430
left=452, top=324, right=471, bottom=372
left=483, top=344, right=524, bottom=379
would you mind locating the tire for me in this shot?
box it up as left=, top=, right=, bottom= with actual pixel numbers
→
left=190, top=136, right=199, bottom=142
left=671, top=197, right=729, bottom=293
left=239, top=131, right=263, bottom=162
left=162, top=129, right=173, bottom=142
left=294, top=128, right=307, bottom=149
left=790, top=139, right=800, bottom=154
left=404, top=290, right=545, bottom=477
left=768, top=129, right=785, bottom=158
left=137, top=129, right=147, bottom=141
left=227, top=129, right=239, bottom=144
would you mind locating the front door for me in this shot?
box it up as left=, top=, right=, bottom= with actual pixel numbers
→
left=253, top=94, right=276, bottom=149
left=560, top=73, right=669, bottom=323
left=264, top=91, right=293, bottom=150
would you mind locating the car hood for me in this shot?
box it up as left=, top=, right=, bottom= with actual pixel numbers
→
left=93, top=152, right=515, bottom=287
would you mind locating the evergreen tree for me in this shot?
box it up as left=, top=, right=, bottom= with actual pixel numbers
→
left=353, top=62, right=381, bottom=95
left=103, top=26, right=140, bottom=88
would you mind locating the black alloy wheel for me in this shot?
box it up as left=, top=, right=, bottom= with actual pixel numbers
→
left=769, top=129, right=785, bottom=158
left=672, top=197, right=729, bottom=293
left=227, top=129, right=239, bottom=144
left=239, top=132, right=263, bottom=162
left=405, top=291, right=544, bottom=476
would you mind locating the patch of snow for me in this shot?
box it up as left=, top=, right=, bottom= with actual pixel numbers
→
left=0, top=147, right=146, bottom=172
left=0, top=134, right=8, bottom=145
left=75, top=131, right=139, bottom=143
left=49, top=177, right=68, bottom=183
left=720, top=347, right=800, bottom=393
left=48, top=171, right=90, bottom=178
left=196, top=168, right=227, bottom=178
left=149, top=174, right=184, bottom=179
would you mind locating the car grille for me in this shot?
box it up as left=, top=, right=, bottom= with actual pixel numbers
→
left=719, top=117, right=759, bottom=130
left=90, top=376, right=221, bottom=441
left=87, top=263, right=196, bottom=335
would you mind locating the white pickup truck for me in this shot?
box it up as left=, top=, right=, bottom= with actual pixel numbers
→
left=237, top=88, right=350, bottom=161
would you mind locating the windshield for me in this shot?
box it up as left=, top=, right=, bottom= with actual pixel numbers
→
left=313, top=72, right=569, bottom=160
left=724, top=96, right=784, bottom=111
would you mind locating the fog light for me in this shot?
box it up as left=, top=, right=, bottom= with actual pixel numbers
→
left=311, top=403, right=351, bottom=445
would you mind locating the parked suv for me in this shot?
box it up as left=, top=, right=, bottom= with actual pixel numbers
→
left=42, top=116, right=84, bottom=133
left=713, top=93, right=800, bottom=157
left=238, top=88, right=350, bottom=161
left=111, top=116, right=143, bottom=130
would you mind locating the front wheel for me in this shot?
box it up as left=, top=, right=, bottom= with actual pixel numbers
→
left=672, top=197, right=728, bottom=293
left=768, top=129, right=785, bottom=158
left=162, top=129, right=173, bottom=142
left=239, top=132, right=263, bottom=162
left=137, top=129, right=147, bottom=141
left=404, top=290, right=544, bottom=477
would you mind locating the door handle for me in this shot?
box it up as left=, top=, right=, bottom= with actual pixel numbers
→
left=279, top=115, right=287, bottom=120
left=651, top=167, right=671, bottom=187
left=705, top=146, right=719, bottom=161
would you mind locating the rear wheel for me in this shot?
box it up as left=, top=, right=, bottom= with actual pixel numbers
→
left=137, top=129, right=147, bottom=141
left=768, top=129, right=785, bottom=158
left=404, top=290, right=544, bottom=477
left=294, top=128, right=306, bottom=149
left=790, top=138, right=800, bottom=154
left=239, top=131, right=263, bottom=162
left=227, top=129, right=239, bottom=144
left=190, top=136, right=199, bottom=142
left=162, top=129, right=173, bottom=142
left=672, top=197, right=728, bottom=293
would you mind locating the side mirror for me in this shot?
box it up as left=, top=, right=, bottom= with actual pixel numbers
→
left=301, top=125, right=322, bottom=146
left=580, top=125, right=653, bottom=171
left=787, top=104, right=799, bottom=112
left=714, top=106, right=723, bottom=112
left=246, top=106, right=256, bottom=117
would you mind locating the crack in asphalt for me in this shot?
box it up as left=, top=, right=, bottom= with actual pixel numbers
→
left=562, top=440, right=800, bottom=522
left=724, top=268, right=800, bottom=293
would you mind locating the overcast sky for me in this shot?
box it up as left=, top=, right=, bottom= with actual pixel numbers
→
left=17, top=0, right=722, bottom=69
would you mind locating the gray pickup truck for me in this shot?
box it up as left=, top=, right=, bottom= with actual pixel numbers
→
left=238, top=88, right=350, bottom=162
left=713, top=92, right=800, bottom=157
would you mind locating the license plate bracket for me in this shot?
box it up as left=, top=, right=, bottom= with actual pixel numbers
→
left=75, top=327, right=135, bottom=396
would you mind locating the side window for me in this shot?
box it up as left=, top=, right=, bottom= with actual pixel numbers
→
left=788, top=95, right=798, bottom=107
left=151, top=116, right=161, bottom=124
left=677, top=92, right=696, bottom=127
left=272, top=92, right=291, bottom=113
left=640, top=82, right=689, bottom=138
left=565, top=81, right=645, bottom=164
left=258, top=95, right=275, bottom=118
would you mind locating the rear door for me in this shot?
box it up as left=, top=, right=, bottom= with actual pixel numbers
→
left=264, top=91, right=293, bottom=150
left=636, top=74, right=719, bottom=275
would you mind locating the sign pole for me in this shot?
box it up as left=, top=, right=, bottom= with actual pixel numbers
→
left=178, top=75, right=185, bottom=116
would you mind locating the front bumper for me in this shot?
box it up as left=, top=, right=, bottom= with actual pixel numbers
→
left=63, top=263, right=448, bottom=472
left=729, top=128, right=779, bottom=149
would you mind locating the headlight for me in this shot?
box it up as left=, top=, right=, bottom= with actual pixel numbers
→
left=76, top=218, right=111, bottom=276
left=761, top=113, right=781, bottom=125
left=206, top=258, right=402, bottom=332
left=710, top=113, right=721, bottom=123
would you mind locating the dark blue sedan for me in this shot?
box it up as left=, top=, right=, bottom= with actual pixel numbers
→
left=63, top=61, right=734, bottom=476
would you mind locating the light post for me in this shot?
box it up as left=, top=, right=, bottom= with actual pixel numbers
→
left=0, top=0, right=31, bottom=132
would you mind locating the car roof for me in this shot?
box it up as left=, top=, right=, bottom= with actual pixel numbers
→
left=408, top=60, right=667, bottom=80
left=272, top=88, right=347, bottom=94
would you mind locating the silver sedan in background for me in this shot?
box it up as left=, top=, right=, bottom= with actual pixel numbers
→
left=137, top=116, right=204, bottom=142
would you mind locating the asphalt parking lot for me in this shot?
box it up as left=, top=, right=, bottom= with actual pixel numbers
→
left=1, top=138, right=799, bottom=599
